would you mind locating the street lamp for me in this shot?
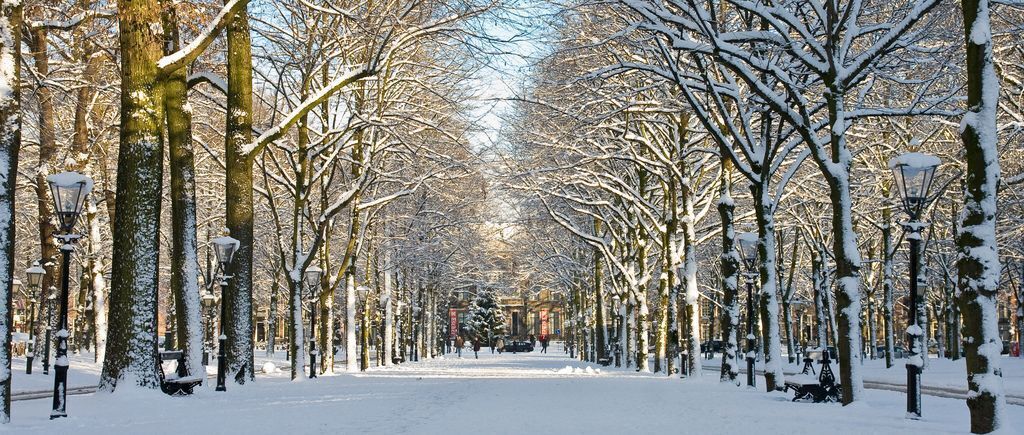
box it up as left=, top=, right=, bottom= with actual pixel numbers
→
left=889, top=152, right=940, bottom=420
left=736, top=231, right=759, bottom=388
left=46, top=171, right=92, bottom=419
left=26, top=262, right=45, bottom=374
left=14, top=277, right=32, bottom=374
left=303, top=265, right=323, bottom=379
left=201, top=287, right=217, bottom=365
left=211, top=232, right=240, bottom=392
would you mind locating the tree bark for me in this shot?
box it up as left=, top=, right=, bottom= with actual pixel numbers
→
left=958, top=1, right=1007, bottom=431
left=100, top=0, right=166, bottom=391
left=718, top=157, right=739, bottom=384
left=29, top=25, right=60, bottom=349
left=0, top=1, right=23, bottom=420
left=224, top=0, right=255, bottom=383
left=162, top=0, right=203, bottom=379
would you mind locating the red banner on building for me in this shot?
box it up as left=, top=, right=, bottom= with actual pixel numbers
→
left=450, top=308, right=458, bottom=339
left=540, top=310, right=549, bottom=336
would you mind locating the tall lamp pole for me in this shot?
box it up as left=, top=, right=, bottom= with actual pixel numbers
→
left=25, top=263, right=45, bottom=374
left=201, top=287, right=216, bottom=366
left=737, top=232, right=759, bottom=388
left=15, top=279, right=30, bottom=374
left=889, top=152, right=940, bottom=420
left=211, top=233, right=240, bottom=392
left=46, top=171, right=93, bottom=419
left=304, top=265, right=323, bottom=379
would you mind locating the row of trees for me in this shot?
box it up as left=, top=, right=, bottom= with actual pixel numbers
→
left=503, top=1, right=1022, bottom=433
left=0, top=0, right=521, bottom=423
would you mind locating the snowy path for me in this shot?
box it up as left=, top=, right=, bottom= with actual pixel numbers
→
left=4, top=350, right=1024, bottom=434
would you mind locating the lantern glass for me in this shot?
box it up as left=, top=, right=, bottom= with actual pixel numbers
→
left=736, top=232, right=759, bottom=271
left=211, top=235, right=240, bottom=268
left=46, top=172, right=93, bottom=233
left=202, top=289, right=216, bottom=307
left=26, top=261, right=45, bottom=287
left=304, top=265, right=323, bottom=290
left=356, top=286, right=370, bottom=301
left=12, top=278, right=21, bottom=294
left=888, top=152, right=940, bottom=219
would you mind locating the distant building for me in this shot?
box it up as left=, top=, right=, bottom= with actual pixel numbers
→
left=450, top=289, right=567, bottom=340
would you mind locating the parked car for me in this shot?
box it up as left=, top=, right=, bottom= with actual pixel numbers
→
left=700, top=340, right=724, bottom=353
left=503, top=341, right=534, bottom=353
left=873, top=345, right=906, bottom=359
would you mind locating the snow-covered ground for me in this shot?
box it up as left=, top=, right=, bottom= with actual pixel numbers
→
left=5, top=347, right=1024, bottom=434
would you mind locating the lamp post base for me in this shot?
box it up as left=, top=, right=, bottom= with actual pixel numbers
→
left=746, top=356, right=756, bottom=387
left=906, top=362, right=922, bottom=419
left=216, top=336, right=227, bottom=392
left=26, top=355, right=33, bottom=374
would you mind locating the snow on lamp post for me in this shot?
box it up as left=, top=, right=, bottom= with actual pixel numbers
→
left=211, top=232, right=240, bottom=392
left=736, top=231, right=759, bottom=389
left=46, top=171, right=92, bottom=419
left=889, top=152, right=940, bottom=420
left=304, top=265, right=323, bottom=379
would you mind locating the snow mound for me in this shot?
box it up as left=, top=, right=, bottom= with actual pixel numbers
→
left=555, top=365, right=602, bottom=375
left=262, top=361, right=279, bottom=374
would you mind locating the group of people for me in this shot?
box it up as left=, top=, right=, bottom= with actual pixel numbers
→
left=450, top=334, right=552, bottom=358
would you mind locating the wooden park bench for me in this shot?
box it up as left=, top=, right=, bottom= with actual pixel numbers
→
left=158, top=350, right=203, bottom=396
left=783, top=349, right=842, bottom=403
left=596, top=357, right=612, bottom=366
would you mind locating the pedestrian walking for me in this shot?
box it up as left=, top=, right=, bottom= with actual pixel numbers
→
left=473, top=339, right=481, bottom=359
left=495, top=337, right=505, bottom=354
left=455, top=335, right=465, bottom=358
left=541, top=335, right=549, bottom=353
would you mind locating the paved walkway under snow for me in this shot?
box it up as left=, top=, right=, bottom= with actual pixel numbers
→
left=5, top=348, right=1024, bottom=434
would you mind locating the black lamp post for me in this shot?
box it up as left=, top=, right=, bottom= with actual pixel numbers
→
left=15, top=278, right=32, bottom=374
left=889, top=152, right=940, bottom=420
left=737, top=231, right=759, bottom=388
left=46, top=171, right=92, bottom=419
left=304, top=265, right=322, bottom=379
left=212, top=233, right=240, bottom=392
left=201, top=287, right=216, bottom=366
left=26, top=262, right=45, bottom=374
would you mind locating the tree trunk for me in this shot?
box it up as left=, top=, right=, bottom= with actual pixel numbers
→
left=752, top=183, right=783, bottom=390
left=267, top=280, right=277, bottom=357
left=100, top=0, right=166, bottom=390
left=30, top=26, right=61, bottom=349
left=384, top=267, right=394, bottom=366
left=957, top=1, right=1007, bottom=430
left=593, top=219, right=607, bottom=361
left=0, top=1, right=23, bottom=420
left=288, top=278, right=304, bottom=380
left=224, top=0, right=255, bottom=384
left=680, top=168, right=701, bottom=377
left=718, top=158, right=740, bottom=384
left=162, top=0, right=203, bottom=379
